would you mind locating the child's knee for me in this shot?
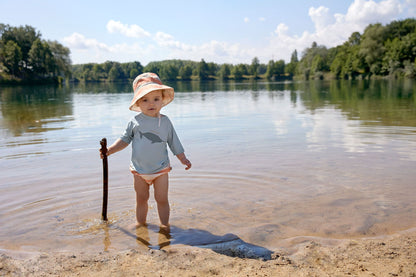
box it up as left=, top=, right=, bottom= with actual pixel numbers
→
left=136, top=190, right=150, bottom=205
left=155, top=195, right=169, bottom=206
left=136, top=192, right=150, bottom=203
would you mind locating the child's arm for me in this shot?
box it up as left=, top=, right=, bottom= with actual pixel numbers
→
left=176, top=152, right=192, bottom=170
left=100, top=138, right=129, bottom=158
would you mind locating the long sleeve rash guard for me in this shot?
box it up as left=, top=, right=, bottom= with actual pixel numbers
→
left=120, top=113, right=184, bottom=174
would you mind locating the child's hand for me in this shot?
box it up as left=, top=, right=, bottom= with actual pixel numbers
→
left=99, top=148, right=108, bottom=159
left=99, top=139, right=128, bottom=159
left=181, top=158, right=192, bottom=170
left=176, top=153, right=192, bottom=170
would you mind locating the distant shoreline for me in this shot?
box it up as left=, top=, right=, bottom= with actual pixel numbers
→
left=0, top=76, right=62, bottom=85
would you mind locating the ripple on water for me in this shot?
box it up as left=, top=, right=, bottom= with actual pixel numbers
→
left=1, top=167, right=416, bottom=255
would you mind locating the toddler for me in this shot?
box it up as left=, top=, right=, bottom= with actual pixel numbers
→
left=101, top=72, right=191, bottom=229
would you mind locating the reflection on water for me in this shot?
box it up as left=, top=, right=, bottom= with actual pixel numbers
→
left=0, top=85, right=73, bottom=136
left=1, top=80, right=415, bottom=139
left=0, top=79, right=415, bottom=255
left=299, top=80, right=416, bottom=127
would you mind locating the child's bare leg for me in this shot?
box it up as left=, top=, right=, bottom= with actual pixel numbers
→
left=153, top=174, right=170, bottom=228
left=133, top=175, right=150, bottom=226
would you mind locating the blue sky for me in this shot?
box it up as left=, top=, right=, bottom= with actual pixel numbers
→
left=1, top=0, right=415, bottom=65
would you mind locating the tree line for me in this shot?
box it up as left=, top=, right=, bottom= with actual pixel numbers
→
left=71, top=58, right=273, bottom=82
left=297, top=18, right=416, bottom=80
left=0, top=24, right=71, bottom=83
left=1, top=18, right=415, bottom=84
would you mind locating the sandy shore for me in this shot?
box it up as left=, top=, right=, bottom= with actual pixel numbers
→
left=1, top=229, right=416, bottom=277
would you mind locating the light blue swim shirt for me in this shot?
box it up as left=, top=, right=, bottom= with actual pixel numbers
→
left=120, top=113, right=185, bottom=174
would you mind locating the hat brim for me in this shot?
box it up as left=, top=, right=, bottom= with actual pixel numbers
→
left=129, top=84, right=174, bottom=112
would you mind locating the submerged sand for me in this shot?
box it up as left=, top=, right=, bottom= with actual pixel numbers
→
left=2, top=229, right=415, bottom=276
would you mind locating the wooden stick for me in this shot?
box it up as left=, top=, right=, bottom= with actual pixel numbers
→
left=100, top=138, right=108, bottom=221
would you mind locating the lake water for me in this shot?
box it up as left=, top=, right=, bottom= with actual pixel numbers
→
left=1, top=79, right=416, bottom=255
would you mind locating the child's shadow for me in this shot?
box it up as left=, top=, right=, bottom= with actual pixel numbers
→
left=119, top=224, right=274, bottom=260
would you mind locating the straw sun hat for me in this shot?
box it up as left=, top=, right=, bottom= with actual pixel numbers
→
left=129, top=72, right=174, bottom=112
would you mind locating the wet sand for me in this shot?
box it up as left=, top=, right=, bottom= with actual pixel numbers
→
left=2, top=229, right=416, bottom=276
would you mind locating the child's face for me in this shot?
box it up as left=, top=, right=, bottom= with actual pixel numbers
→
left=137, top=90, right=164, bottom=117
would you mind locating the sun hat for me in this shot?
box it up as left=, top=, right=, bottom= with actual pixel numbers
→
left=129, top=72, right=174, bottom=112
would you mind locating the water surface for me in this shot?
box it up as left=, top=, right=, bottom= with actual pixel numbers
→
left=1, top=80, right=416, bottom=255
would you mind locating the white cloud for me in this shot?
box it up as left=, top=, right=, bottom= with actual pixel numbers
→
left=259, top=17, right=266, bottom=22
left=200, top=40, right=243, bottom=59
left=304, top=108, right=368, bottom=153
left=346, top=0, right=403, bottom=24
left=309, top=6, right=332, bottom=31
left=275, top=23, right=289, bottom=36
left=62, top=29, right=246, bottom=64
left=63, top=1, right=413, bottom=65
left=155, top=39, right=247, bottom=63
left=154, top=31, right=192, bottom=51
left=265, top=0, right=407, bottom=62
left=63, top=32, right=111, bottom=51
left=106, top=20, right=150, bottom=38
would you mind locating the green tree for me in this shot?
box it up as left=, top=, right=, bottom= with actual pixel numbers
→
left=218, top=64, right=231, bottom=80
left=91, top=64, right=104, bottom=81
left=382, top=32, right=416, bottom=75
left=1, top=24, right=41, bottom=74
left=0, top=40, right=22, bottom=76
left=179, top=65, right=193, bottom=80
left=310, top=55, right=325, bottom=79
left=48, top=40, right=71, bottom=78
left=207, top=62, right=217, bottom=77
left=266, top=59, right=285, bottom=79
left=231, top=64, right=247, bottom=79
left=330, top=31, right=365, bottom=79
left=257, top=63, right=267, bottom=75
left=385, top=18, right=416, bottom=41
left=143, top=62, right=160, bottom=75
left=159, top=64, right=178, bottom=80
left=250, top=57, right=260, bottom=78
left=285, top=50, right=298, bottom=76
left=359, top=23, right=387, bottom=75
left=197, top=59, right=209, bottom=80
left=266, top=60, right=275, bottom=79
left=348, top=32, right=361, bottom=46
left=231, top=64, right=243, bottom=79
left=129, top=68, right=139, bottom=79
left=403, top=59, right=415, bottom=78
left=126, top=61, right=143, bottom=79
left=330, top=53, right=345, bottom=78
left=0, top=24, right=71, bottom=81
left=28, top=38, right=54, bottom=76
left=0, top=23, right=6, bottom=34
left=297, top=42, right=329, bottom=80
left=274, top=59, right=285, bottom=75
left=103, top=61, right=114, bottom=74
left=108, top=63, right=122, bottom=81
left=81, top=63, right=94, bottom=81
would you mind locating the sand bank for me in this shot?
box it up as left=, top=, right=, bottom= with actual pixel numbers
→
left=1, top=229, right=416, bottom=276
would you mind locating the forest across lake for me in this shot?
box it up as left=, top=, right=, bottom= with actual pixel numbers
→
left=1, top=18, right=416, bottom=85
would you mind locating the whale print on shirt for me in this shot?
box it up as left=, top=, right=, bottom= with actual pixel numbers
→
left=139, top=131, right=163, bottom=143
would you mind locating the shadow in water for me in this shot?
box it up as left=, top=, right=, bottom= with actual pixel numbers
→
left=116, top=224, right=274, bottom=260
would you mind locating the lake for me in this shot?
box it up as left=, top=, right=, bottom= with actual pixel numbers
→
left=1, top=79, right=416, bottom=255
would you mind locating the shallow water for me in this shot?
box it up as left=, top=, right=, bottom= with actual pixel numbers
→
left=1, top=80, right=416, bottom=255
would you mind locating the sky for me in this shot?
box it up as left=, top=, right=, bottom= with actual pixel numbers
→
left=1, top=0, right=415, bottom=65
